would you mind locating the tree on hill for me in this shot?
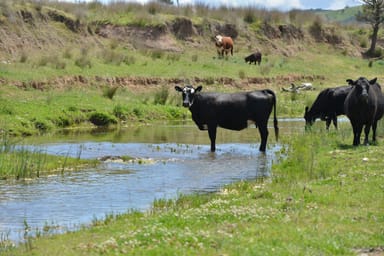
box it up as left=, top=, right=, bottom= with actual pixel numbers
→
left=356, top=0, right=384, bottom=57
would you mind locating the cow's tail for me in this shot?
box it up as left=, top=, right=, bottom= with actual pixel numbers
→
left=271, top=90, right=279, bottom=142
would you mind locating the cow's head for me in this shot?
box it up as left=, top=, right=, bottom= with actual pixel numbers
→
left=347, top=77, right=377, bottom=103
left=304, top=106, right=315, bottom=127
left=214, top=35, right=223, bottom=45
left=175, top=85, right=202, bottom=108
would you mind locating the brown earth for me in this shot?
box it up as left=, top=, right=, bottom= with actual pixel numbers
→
left=5, top=74, right=325, bottom=92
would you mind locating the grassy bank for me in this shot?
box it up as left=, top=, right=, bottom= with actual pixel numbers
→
left=3, top=126, right=383, bottom=255
left=0, top=133, right=98, bottom=180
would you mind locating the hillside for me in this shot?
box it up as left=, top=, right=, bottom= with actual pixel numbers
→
left=0, top=1, right=383, bottom=94
left=0, top=2, right=370, bottom=65
left=314, top=5, right=362, bottom=24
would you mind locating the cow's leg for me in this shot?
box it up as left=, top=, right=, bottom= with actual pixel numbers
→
left=258, top=124, right=269, bottom=152
left=332, top=115, right=338, bottom=130
left=372, top=120, right=378, bottom=142
left=351, top=122, right=362, bottom=146
left=208, top=125, right=217, bottom=152
left=325, top=118, right=331, bottom=130
left=363, top=123, right=371, bottom=145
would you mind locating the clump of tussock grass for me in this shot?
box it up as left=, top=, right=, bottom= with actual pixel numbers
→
left=75, top=47, right=92, bottom=69
left=88, top=112, right=117, bottom=126
left=113, top=104, right=130, bottom=121
left=35, top=55, right=66, bottom=69
left=238, top=70, right=246, bottom=79
left=101, top=49, right=126, bottom=65
left=102, top=86, right=118, bottom=100
left=153, top=85, right=169, bottom=105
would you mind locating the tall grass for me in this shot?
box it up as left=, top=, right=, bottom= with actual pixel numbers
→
left=0, top=133, right=47, bottom=179
left=0, top=131, right=96, bottom=180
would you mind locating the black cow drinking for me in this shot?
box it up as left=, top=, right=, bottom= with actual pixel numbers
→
left=175, top=85, right=279, bottom=152
left=244, top=52, right=262, bottom=65
left=344, top=77, right=384, bottom=146
left=304, top=85, right=352, bottom=130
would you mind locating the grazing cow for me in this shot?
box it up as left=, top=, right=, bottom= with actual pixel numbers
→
left=214, top=35, right=233, bottom=57
left=175, top=85, right=279, bottom=152
left=304, top=85, right=352, bottom=129
left=245, top=52, right=262, bottom=65
left=344, top=77, right=384, bottom=146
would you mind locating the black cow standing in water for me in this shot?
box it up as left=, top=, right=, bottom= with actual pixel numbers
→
left=304, top=85, right=352, bottom=130
left=175, top=85, right=279, bottom=152
left=344, top=77, right=384, bottom=146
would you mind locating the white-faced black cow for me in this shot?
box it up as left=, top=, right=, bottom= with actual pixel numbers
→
left=245, top=52, right=262, bottom=65
left=175, top=85, right=279, bottom=152
left=304, top=85, right=352, bottom=130
left=344, top=77, right=384, bottom=146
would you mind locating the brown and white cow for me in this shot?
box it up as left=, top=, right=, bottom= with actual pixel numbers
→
left=215, top=35, right=233, bottom=57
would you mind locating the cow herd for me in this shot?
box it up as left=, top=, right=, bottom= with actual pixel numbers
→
left=175, top=77, right=384, bottom=152
left=174, top=35, right=383, bottom=152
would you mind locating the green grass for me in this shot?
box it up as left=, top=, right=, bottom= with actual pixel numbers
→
left=0, top=133, right=97, bottom=179
left=3, top=126, right=383, bottom=255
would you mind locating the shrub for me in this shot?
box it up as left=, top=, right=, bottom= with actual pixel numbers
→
left=89, top=112, right=117, bottom=127
left=63, top=48, right=72, bottom=59
left=113, top=104, right=129, bottom=120
left=167, top=53, right=180, bottom=62
left=33, top=119, right=51, bottom=133
left=151, top=50, right=164, bottom=60
left=153, top=85, right=169, bottom=105
left=75, top=56, right=92, bottom=69
left=309, top=17, right=324, bottom=42
left=102, top=86, right=119, bottom=100
left=238, top=70, right=246, bottom=79
left=19, top=52, right=28, bottom=63
left=101, top=49, right=125, bottom=65
left=244, top=10, right=255, bottom=24
left=191, top=54, right=198, bottom=62
left=124, top=55, right=136, bottom=65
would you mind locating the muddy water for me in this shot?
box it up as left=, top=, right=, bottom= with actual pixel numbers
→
left=0, top=120, right=302, bottom=243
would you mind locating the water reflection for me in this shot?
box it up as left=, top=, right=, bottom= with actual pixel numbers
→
left=1, top=121, right=289, bottom=244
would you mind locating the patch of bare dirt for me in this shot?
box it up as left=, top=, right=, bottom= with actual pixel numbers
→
left=2, top=74, right=325, bottom=92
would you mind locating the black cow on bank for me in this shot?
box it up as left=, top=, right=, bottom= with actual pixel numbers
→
left=175, top=85, right=279, bottom=152
left=344, top=77, right=384, bottom=146
left=304, top=85, right=352, bottom=129
left=245, top=52, right=262, bottom=65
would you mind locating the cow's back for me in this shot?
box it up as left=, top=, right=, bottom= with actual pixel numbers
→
left=329, top=85, right=352, bottom=115
left=190, top=90, right=273, bottom=131
left=372, top=83, right=384, bottom=120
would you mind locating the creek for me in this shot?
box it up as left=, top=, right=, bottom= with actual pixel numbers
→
left=0, top=120, right=303, bottom=244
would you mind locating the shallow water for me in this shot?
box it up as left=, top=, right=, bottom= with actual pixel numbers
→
left=0, top=120, right=297, bottom=243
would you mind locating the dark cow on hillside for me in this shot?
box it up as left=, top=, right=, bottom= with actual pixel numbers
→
left=175, top=85, right=279, bottom=152
left=214, top=35, right=234, bottom=57
left=344, top=77, right=384, bottom=146
left=245, top=52, right=262, bottom=65
left=304, top=85, right=352, bottom=130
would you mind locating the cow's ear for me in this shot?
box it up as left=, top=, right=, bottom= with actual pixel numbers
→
left=369, top=77, right=377, bottom=85
left=175, top=86, right=183, bottom=92
left=196, top=85, right=203, bottom=92
left=346, top=79, right=354, bottom=85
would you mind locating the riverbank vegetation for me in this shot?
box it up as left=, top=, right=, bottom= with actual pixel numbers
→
left=3, top=126, right=383, bottom=255
left=0, top=132, right=98, bottom=180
